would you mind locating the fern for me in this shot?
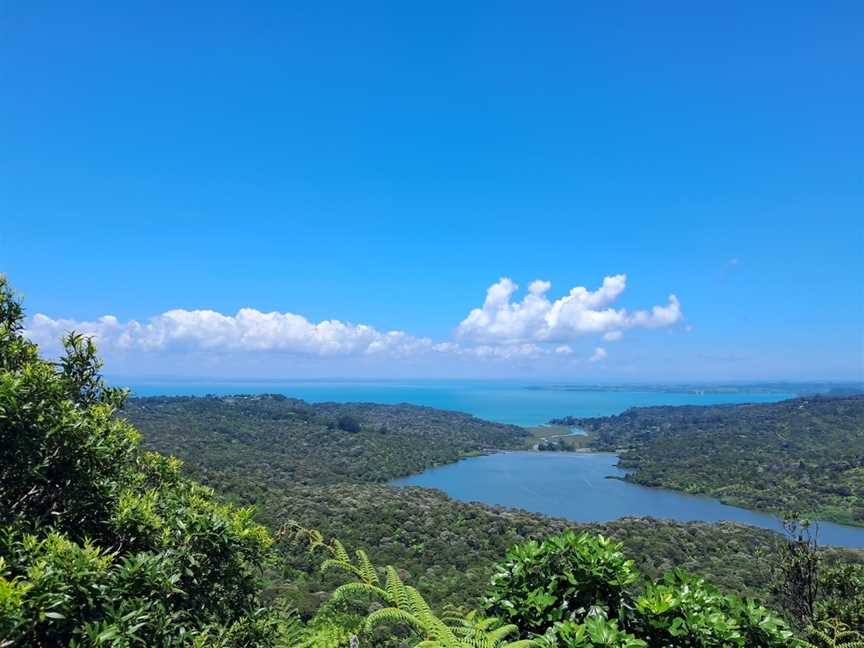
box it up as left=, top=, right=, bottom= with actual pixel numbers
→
left=804, top=619, right=864, bottom=648
left=290, top=523, right=538, bottom=647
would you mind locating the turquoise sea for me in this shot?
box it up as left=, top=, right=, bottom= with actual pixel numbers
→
left=121, top=379, right=864, bottom=548
left=122, top=379, right=792, bottom=427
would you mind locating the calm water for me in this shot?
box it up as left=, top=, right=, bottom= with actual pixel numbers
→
left=123, top=378, right=864, bottom=548
left=123, top=379, right=792, bottom=427
left=393, top=452, right=864, bottom=549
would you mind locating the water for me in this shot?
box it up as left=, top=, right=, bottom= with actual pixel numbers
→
left=393, top=452, right=864, bottom=549
left=122, top=378, right=792, bottom=427
left=122, top=378, right=864, bottom=547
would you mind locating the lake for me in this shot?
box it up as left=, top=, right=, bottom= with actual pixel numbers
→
left=393, top=452, right=864, bottom=549
left=122, top=378, right=792, bottom=427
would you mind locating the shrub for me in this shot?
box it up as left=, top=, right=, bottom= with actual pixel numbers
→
left=485, top=531, right=638, bottom=635
left=0, top=276, right=293, bottom=646
left=486, top=531, right=801, bottom=647
left=337, top=415, right=362, bottom=434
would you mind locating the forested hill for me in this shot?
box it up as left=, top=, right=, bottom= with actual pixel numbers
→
left=557, top=395, right=864, bottom=526
left=125, top=394, right=530, bottom=486
left=124, top=393, right=864, bottom=614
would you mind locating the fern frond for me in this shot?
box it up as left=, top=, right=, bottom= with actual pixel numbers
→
left=364, top=607, right=427, bottom=635
left=330, top=538, right=351, bottom=563
left=384, top=565, right=411, bottom=608
left=406, top=585, right=436, bottom=619
left=486, top=623, right=519, bottom=643
left=355, top=549, right=379, bottom=585
left=329, top=581, right=388, bottom=604
left=320, top=557, right=362, bottom=580
left=805, top=619, right=864, bottom=648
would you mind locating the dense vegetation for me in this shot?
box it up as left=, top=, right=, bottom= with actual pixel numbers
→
left=270, top=483, right=819, bottom=615
left=126, top=395, right=529, bottom=486
left=122, top=392, right=862, bottom=614
left=555, top=397, right=864, bottom=526
left=0, top=278, right=298, bottom=646
left=3, top=275, right=863, bottom=646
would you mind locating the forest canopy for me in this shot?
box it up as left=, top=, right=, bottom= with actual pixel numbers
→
left=557, top=397, right=864, bottom=526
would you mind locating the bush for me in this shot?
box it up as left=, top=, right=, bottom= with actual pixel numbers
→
left=485, top=531, right=638, bottom=634
left=0, top=276, right=293, bottom=647
left=337, top=415, right=362, bottom=434
left=486, top=530, right=801, bottom=647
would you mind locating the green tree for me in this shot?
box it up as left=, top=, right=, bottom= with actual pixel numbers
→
left=0, top=276, right=300, bottom=646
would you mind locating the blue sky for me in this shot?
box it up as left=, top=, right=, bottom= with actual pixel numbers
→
left=2, top=1, right=862, bottom=381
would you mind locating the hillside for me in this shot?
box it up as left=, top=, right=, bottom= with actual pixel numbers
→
left=270, top=482, right=862, bottom=615
left=558, top=396, right=864, bottom=526
left=125, top=395, right=530, bottom=486
left=123, top=394, right=864, bottom=615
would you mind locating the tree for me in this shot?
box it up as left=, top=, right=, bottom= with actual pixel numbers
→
left=0, top=275, right=300, bottom=646
left=773, top=516, right=821, bottom=628
left=337, top=416, right=362, bottom=434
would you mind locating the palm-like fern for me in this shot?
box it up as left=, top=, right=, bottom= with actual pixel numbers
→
left=288, top=523, right=536, bottom=647
left=804, top=620, right=864, bottom=648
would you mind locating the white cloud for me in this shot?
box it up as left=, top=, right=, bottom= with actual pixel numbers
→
left=471, top=343, right=545, bottom=359
left=589, top=347, right=608, bottom=363
left=26, top=309, right=435, bottom=358
left=456, top=275, right=682, bottom=343
left=24, top=273, right=682, bottom=369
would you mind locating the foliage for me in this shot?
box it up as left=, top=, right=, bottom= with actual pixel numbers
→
left=337, top=415, right=362, bottom=434
left=0, top=276, right=297, bottom=646
left=773, top=516, right=821, bottom=627
left=540, top=617, right=646, bottom=647
left=562, top=397, right=864, bottom=526
left=485, top=531, right=637, bottom=634
left=633, top=570, right=795, bottom=646
left=270, top=482, right=847, bottom=615
left=485, top=530, right=800, bottom=647
left=803, top=619, right=864, bottom=648
left=772, top=515, right=864, bottom=636
left=816, top=562, right=864, bottom=633
left=125, top=394, right=529, bottom=487
left=128, top=390, right=864, bottom=615
left=291, top=525, right=537, bottom=648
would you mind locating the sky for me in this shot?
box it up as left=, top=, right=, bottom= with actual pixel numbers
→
left=1, top=1, right=862, bottom=381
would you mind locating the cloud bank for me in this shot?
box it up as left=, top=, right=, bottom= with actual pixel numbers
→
left=455, top=274, right=682, bottom=343
left=24, top=274, right=683, bottom=370
left=26, top=310, right=439, bottom=357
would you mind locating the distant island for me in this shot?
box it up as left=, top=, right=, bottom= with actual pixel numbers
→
left=527, top=382, right=864, bottom=396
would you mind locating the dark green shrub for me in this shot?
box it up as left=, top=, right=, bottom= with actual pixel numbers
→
left=486, top=530, right=801, bottom=647
left=337, top=415, right=362, bottom=434
left=0, top=276, right=293, bottom=647
left=633, top=570, right=795, bottom=647
left=546, top=616, right=647, bottom=647
left=485, top=530, right=638, bottom=634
